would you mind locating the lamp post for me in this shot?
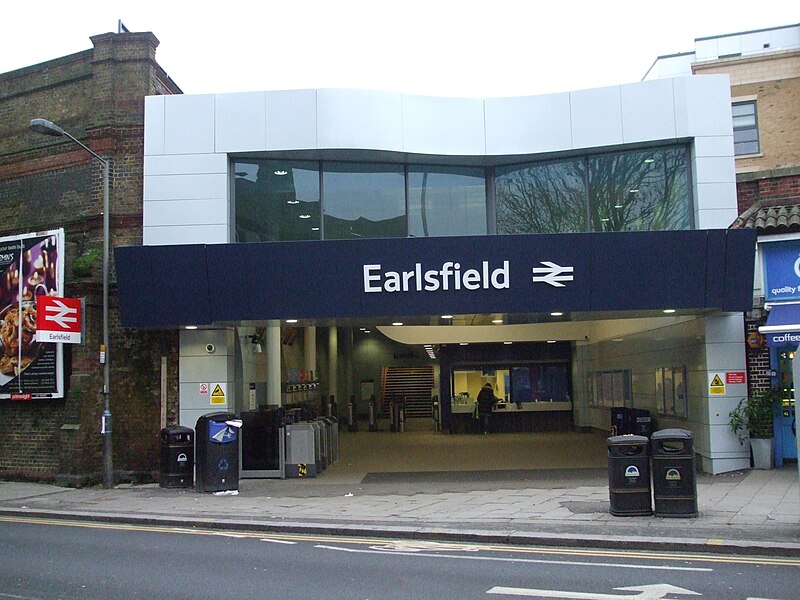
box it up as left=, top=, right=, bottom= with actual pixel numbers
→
left=29, top=118, right=113, bottom=489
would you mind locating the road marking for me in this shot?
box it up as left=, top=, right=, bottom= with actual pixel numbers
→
left=487, top=583, right=700, bottom=598
left=260, top=538, right=297, bottom=544
left=314, top=545, right=712, bottom=572
left=2, top=516, right=798, bottom=569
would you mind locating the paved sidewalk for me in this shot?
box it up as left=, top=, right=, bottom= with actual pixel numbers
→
left=1, top=465, right=798, bottom=556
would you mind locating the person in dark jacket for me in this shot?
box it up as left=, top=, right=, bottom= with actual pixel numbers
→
left=476, top=383, right=498, bottom=434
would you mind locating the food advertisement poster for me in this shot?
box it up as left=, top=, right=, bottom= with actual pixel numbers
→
left=0, top=230, right=64, bottom=400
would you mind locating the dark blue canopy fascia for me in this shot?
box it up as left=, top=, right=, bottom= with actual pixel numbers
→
left=114, top=229, right=757, bottom=328
left=761, top=303, right=800, bottom=348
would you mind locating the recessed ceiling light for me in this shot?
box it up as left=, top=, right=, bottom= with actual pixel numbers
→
left=547, top=340, right=556, bottom=343
left=286, top=319, right=298, bottom=324
left=299, top=214, right=311, bottom=219
left=601, top=218, right=610, bottom=222
left=392, top=322, right=403, bottom=326
left=441, top=315, right=453, bottom=319
left=274, top=170, right=288, bottom=176
left=550, top=312, right=563, bottom=317
left=492, top=319, right=503, bottom=324
left=360, top=328, right=366, bottom=331
left=614, top=204, right=624, bottom=208
left=364, top=330, right=371, bottom=334
left=287, top=200, right=300, bottom=205
left=185, top=325, right=198, bottom=330
left=629, top=188, right=639, bottom=193
left=503, top=341, right=513, bottom=345
left=460, top=342, right=469, bottom=346
left=663, top=309, right=676, bottom=314
left=312, top=227, right=320, bottom=231
left=644, top=158, right=655, bottom=164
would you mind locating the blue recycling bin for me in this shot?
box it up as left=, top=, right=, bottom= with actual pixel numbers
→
left=195, top=412, right=240, bottom=493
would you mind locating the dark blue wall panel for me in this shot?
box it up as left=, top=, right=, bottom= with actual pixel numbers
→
left=115, top=230, right=756, bottom=328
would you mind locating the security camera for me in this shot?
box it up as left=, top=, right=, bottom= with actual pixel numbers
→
left=205, top=344, right=216, bottom=354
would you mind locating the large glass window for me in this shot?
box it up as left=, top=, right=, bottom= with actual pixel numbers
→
left=588, top=146, right=691, bottom=232
left=323, top=162, right=406, bottom=239
left=408, top=166, right=486, bottom=237
left=495, top=159, right=587, bottom=234
left=234, top=160, right=320, bottom=242
left=732, top=101, right=760, bottom=156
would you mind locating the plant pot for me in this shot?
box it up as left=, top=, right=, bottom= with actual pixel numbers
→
left=750, top=438, right=774, bottom=469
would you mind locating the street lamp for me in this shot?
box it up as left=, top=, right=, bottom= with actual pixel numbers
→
left=29, top=118, right=113, bottom=489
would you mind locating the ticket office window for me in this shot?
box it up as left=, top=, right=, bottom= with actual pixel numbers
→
left=453, top=363, right=569, bottom=403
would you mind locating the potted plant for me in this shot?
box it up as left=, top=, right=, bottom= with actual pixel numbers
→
left=729, top=388, right=781, bottom=469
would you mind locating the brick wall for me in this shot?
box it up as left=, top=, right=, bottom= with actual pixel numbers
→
left=744, top=313, right=771, bottom=396
left=0, top=32, right=181, bottom=483
left=737, top=172, right=800, bottom=214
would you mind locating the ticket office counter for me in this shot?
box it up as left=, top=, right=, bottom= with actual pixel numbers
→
left=449, top=400, right=573, bottom=434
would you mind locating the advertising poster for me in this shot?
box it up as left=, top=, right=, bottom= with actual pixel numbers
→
left=0, top=230, right=64, bottom=400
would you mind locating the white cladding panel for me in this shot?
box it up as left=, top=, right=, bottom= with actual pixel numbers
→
left=317, top=89, right=404, bottom=151
left=620, top=78, right=676, bottom=142
left=265, top=90, right=317, bottom=150
left=163, top=94, right=216, bottom=155
left=484, top=92, right=572, bottom=155
left=215, top=92, right=267, bottom=152
left=402, top=95, right=485, bottom=156
left=569, top=85, right=624, bottom=148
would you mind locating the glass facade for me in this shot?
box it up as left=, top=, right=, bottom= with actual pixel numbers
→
left=233, top=143, right=691, bottom=241
left=589, top=146, right=691, bottom=232
left=234, top=160, right=320, bottom=242
left=496, top=159, right=587, bottom=234
left=408, top=166, right=486, bottom=237
left=323, top=163, right=406, bottom=239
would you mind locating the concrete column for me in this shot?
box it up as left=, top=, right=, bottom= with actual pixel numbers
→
left=266, top=320, right=281, bottom=406
left=343, top=327, right=354, bottom=404
left=304, top=326, right=317, bottom=380
left=702, top=312, right=750, bottom=474
left=178, top=328, right=235, bottom=428
left=328, top=326, right=338, bottom=405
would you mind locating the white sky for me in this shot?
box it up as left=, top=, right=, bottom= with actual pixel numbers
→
left=2, top=1, right=797, bottom=97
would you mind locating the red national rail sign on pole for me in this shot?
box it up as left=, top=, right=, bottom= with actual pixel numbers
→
left=35, top=296, right=83, bottom=344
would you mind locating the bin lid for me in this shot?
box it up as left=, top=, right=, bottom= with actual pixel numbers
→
left=607, top=434, right=650, bottom=444
left=162, top=425, right=193, bottom=433
left=651, top=428, right=693, bottom=440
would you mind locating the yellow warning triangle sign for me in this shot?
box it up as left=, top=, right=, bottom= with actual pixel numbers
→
left=710, top=374, right=724, bottom=387
left=211, top=384, right=225, bottom=397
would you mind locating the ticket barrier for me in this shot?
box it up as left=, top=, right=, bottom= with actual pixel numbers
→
left=284, top=418, right=339, bottom=478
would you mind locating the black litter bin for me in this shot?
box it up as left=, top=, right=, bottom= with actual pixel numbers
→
left=160, top=426, right=194, bottom=488
left=651, top=429, right=698, bottom=518
left=631, top=408, right=653, bottom=438
left=607, top=435, right=652, bottom=516
left=610, top=407, right=631, bottom=435
left=195, top=412, right=241, bottom=493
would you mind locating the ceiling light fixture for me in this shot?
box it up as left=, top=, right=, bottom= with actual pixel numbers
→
left=299, top=214, right=311, bottom=219
left=441, top=315, right=453, bottom=319
left=392, top=322, right=403, bottom=326
left=503, top=341, right=513, bottom=345
left=550, top=312, right=563, bottom=317
left=663, top=309, right=676, bottom=314
left=185, top=325, right=198, bottom=330
left=492, top=319, right=503, bottom=324
left=286, top=319, right=298, bottom=324
left=274, top=170, right=288, bottom=176
left=644, top=158, right=655, bottom=164
left=287, top=200, right=300, bottom=205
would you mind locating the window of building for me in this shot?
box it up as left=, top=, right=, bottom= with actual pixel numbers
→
left=407, top=166, right=487, bottom=237
left=496, top=145, right=692, bottom=234
left=732, top=101, right=760, bottom=155
left=323, top=162, right=407, bottom=240
left=495, top=159, right=587, bottom=234
left=588, top=146, right=691, bottom=232
left=234, top=160, right=320, bottom=242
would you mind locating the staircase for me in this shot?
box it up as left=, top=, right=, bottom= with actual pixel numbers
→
left=380, top=366, right=435, bottom=419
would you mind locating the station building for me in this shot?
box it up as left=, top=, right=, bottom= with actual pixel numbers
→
left=117, top=74, right=756, bottom=476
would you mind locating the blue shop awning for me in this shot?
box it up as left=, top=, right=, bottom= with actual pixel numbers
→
left=760, top=303, right=800, bottom=347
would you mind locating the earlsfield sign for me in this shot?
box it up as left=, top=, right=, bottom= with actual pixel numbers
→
left=363, top=261, right=511, bottom=293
